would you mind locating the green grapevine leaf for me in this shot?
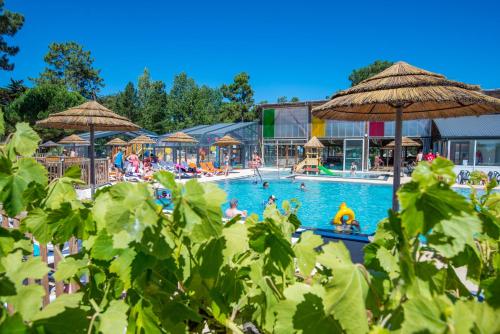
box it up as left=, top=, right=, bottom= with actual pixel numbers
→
left=98, top=300, right=129, bottom=334
left=317, top=242, right=369, bottom=334
left=293, top=231, right=323, bottom=277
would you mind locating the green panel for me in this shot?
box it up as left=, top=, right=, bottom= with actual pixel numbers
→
left=263, top=109, right=275, bottom=138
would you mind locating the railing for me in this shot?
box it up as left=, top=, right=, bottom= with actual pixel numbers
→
left=35, top=157, right=109, bottom=186
left=0, top=210, right=79, bottom=307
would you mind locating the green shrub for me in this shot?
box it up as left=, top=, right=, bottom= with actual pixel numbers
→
left=469, top=170, right=488, bottom=185
left=0, top=123, right=499, bottom=333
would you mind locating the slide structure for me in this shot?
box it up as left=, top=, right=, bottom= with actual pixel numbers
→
left=318, top=165, right=335, bottom=176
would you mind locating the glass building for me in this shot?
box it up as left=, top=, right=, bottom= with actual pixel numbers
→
left=259, top=101, right=434, bottom=171
left=159, top=122, right=260, bottom=168
left=434, top=115, right=500, bottom=173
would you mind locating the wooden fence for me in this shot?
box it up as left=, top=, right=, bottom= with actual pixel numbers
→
left=1, top=210, right=79, bottom=308
left=35, top=157, right=109, bottom=186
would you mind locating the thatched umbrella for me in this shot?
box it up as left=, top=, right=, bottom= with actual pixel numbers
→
left=214, top=135, right=241, bottom=146
left=383, top=137, right=421, bottom=149
left=382, top=137, right=422, bottom=169
left=105, top=138, right=128, bottom=146
left=37, top=101, right=139, bottom=194
left=162, top=132, right=198, bottom=172
left=313, top=61, right=500, bottom=210
left=58, top=134, right=90, bottom=159
left=39, top=140, right=61, bottom=148
left=214, top=135, right=242, bottom=169
left=58, top=134, right=89, bottom=146
left=128, top=135, right=156, bottom=158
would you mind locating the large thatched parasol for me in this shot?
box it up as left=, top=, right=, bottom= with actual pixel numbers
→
left=129, top=135, right=156, bottom=145
left=162, top=132, right=198, bottom=167
left=313, top=61, right=500, bottom=210
left=105, top=138, right=128, bottom=146
left=58, top=134, right=89, bottom=146
left=37, top=101, right=139, bottom=194
left=214, top=135, right=241, bottom=146
left=383, top=137, right=421, bottom=149
left=39, top=140, right=61, bottom=148
left=162, top=132, right=198, bottom=144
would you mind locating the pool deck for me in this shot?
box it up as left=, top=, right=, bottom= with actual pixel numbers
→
left=77, top=167, right=498, bottom=200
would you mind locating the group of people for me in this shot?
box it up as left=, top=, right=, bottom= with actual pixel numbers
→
left=111, top=147, right=158, bottom=180
left=416, top=150, right=440, bottom=162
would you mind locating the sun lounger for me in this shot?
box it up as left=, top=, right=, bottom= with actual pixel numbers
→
left=207, top=161, right=223, bottom=175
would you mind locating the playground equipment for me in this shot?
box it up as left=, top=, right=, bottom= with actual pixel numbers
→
left=294, top=136, right=324, bottom=174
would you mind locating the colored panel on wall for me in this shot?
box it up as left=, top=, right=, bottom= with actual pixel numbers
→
left=263, top=109, right=275, bottom=138
left=312, top=116, right=326, bottom=137
left=369, top=122, right=384, bottom=137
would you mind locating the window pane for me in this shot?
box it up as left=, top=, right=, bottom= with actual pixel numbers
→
left=476, top=140, right=500, bottom=166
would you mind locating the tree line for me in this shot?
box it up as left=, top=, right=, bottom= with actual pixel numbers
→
left=0, top=1, right=393, bottom=140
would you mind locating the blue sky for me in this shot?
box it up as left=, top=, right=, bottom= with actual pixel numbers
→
left=2, top=0, right=499, bottom=102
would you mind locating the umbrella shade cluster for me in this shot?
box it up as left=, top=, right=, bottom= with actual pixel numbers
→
left=313, top=61, right=500, bottom=210
left=37, top=101, right=140, bottom=194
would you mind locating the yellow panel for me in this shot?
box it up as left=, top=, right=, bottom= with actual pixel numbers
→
left=311, top=116, right=326, bottom=137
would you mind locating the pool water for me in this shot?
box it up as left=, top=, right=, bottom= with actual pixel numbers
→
left=156, top=174, right=486, bottom=235
left=217, top=177, right=392, bottom=234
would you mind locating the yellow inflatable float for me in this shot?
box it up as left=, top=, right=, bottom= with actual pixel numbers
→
left=333, top=202, right=355, bottom=225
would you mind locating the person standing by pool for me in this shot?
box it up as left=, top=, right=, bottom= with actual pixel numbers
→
left=113, top=147, right=125, bottom=179
left=416, top=150, right=423, bottom=162
left=350, top=161, right=357, bottom=175
left=127, top=151, right=140, bottom=173
left=224, top=153, right=230, bottom=176
left=225, top=199, right=247, bottom=219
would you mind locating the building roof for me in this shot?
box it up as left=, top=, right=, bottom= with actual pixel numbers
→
left=257, top=100, right=328, bottom=110
left=160, top=122, right=258, bottom=145
left=79, top=129, right=158, bottom=141
left=434, top=114, right=500, bottom=138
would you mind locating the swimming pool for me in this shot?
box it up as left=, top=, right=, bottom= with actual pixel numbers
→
left=217, top=176, right=392, bottom=234
left=156, top=174, right=485, bottom=235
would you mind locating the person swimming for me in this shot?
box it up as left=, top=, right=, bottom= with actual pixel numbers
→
left=263, top=181, right=269, bottom=189
left=300, top=182, right=306, bottom=191
left=267, top=195, right=277, bottom=206
left=225, top=199, right=247, bottom=219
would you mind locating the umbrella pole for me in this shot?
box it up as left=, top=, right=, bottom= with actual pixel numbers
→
left=392, top=107, right=403, bottom=211
left=90, top=125, right=96, bottom=196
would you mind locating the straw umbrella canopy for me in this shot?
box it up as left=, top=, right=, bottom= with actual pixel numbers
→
left=58, top=134, right=89, bottom=146
left=313, top=61, right=500, bottom=210
left=162, top=132, right=198, bottom=165
left=37, top=101, right=139, bottom=194
left=214, top=135, right=241, bottom=146
left=39, top=140, right=61, bottom=148
left=162, top=132, right=198, bottom=144
left=128, top=135, right=156, bottom=145
left=383, top=137, right=421, bottom=149
left=105, top=138, right=128, bottom=146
